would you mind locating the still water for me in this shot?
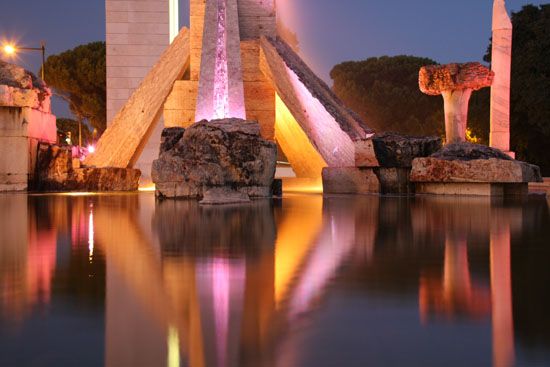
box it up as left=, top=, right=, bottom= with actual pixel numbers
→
left=1, top=193, right=549, bottom=367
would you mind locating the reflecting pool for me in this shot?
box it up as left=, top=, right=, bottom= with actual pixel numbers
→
left=1, top=193, right=550, bottom=367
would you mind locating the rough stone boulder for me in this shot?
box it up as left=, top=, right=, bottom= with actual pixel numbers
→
left=431, top=142, right=512, bottom=161
left=355, top=133, right=442, bottom=168
left=419, top=62, right=493, bottom=144
left=419, top=62, right=494, bottom=95
left=34, top=144, right=141, bottom=191
left=0, top=60, right=51, bottom=113
left=152, top=118, right=277, bottom=201
left=411, top=142, right=542, bottom=184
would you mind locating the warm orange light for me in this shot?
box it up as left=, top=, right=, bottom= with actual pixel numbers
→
left=138, top=184, right=156, bottom=192
left=3, top=44, right=16, bottom=55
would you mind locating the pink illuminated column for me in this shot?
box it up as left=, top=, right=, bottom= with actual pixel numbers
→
left=490, top=0, right=514, bottom=156
left=195, top=0, right=246, bottom=121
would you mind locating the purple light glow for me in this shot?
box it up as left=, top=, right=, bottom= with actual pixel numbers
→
left=213, top=0, right=230, bottom=119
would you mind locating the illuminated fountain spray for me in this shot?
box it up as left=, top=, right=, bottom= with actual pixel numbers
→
left=196, top=0, right=246, bottom=121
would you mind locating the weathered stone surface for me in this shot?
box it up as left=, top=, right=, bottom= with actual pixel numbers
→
left=356, top=133, right=442, bottom=168
left=415, top=182, right=528, bottom=196
left=34, top=144, right=141, bottom=191
left=419, top=63, right=494, bottom=144
left=200, top=187, right=251, bottom=205
left=431, top=142, right=512, bottom=161
left=152, top=118, right=277, bottom=199
left=419, top=63, right=494, bottom=95
left=322, top=167, right=380, bottom=195
left=411, top=158, right=542, bottom=184
left=375, top=168, right=414, bottom=195
left=0, top=61, right=51, bottom=113
left=159, top=127, right=185, bottom=154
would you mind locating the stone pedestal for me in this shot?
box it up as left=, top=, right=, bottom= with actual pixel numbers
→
left=410, top=143, right=542, bottom=197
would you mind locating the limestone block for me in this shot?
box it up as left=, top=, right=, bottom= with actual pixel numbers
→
left=200, top=187, right=251, bottom=205
left=86, top=27, right=190, bottom=168
left=322, top=167, right=380, bottom=195
left=23, top=108, right=57, bottom=143
left=410, top=158, right=542, bottom=184
left=260, top=36, right=374, bottom=168
left=415, top=182, right=528, bottom=197
left=0, top=136, right=29, bottom=176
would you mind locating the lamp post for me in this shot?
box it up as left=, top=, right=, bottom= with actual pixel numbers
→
left=2, top=41, right=46, bottom=81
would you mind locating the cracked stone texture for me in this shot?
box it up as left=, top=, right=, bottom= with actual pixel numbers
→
left=370, top=133, right=442, bottom=168
left=431, top=142, right=513, bottom=161
left=152, top=118, right=277, bottom=199
left=0, top=60, right=51, bottom=112
left=419, top=62, right=494, bottom=95
left=411, top=142, right=542, bottom=183
left=34, top=144, right=140, bottom=191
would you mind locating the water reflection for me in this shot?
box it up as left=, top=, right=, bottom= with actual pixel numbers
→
left=0, top=193, right=549, bottom=366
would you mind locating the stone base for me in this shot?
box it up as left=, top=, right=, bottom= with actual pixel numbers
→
left=200, top=187, right=251, bottom=205
left=415, top=182, right=528, bottom=197
left=34, top=144, right=141, bottom=192
left=376, top=168, right=414, bottom=195
left=155, top=182, right=272, bottom=200
left=322, top=167, right=414, bottom=195
left=35, top=167, right=141, bottom=192
left=322, top=167, right=380, bottom=195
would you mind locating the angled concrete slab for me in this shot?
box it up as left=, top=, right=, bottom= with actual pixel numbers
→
left=85, top=27, right=190, bottom=168
left=259, top=36, right=374, bottom=168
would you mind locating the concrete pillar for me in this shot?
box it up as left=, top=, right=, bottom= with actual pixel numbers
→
left=490, top=0, right=514, bottom=157
left=106, top=0, right=170, bottom=185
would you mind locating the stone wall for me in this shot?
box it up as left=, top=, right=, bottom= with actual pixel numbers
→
left=0, top=107, right=56, bottom=191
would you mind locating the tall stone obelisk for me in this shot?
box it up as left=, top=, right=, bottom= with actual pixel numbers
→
left=489, top=0, right=514, bottom=157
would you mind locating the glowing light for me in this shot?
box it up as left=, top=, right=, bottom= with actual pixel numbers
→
left=88, top=204, right=94, bottom=261
left=3, top=44, right=16, bottom=55
left=167, top=326, right=181, bottom=367
left=169, top=0, right=179, bottom=43
left=281, top=178, right=323, bottom=194
left=213, top=0, right=230, bottom=119
left=87, top=145, right=96, bottom=154
left=138, top=184, right=156, bottom=192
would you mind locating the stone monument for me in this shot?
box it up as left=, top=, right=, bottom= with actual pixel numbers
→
left=419, top=62, right=494, bottom=144
left=91, top=0, right=375, bottom=184
left=490, top=0, right=514, bottom=157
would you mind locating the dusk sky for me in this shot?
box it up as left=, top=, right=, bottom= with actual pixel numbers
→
left=1, top=0, right=546, bottom=118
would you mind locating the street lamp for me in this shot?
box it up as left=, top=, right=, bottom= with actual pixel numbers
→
left=2, top=42, right=46, bottom=81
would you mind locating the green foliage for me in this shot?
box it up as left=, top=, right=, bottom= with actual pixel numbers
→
left=56, top=118, right=93, bottom=146
left=43, top=42, right=106, bottom=133
left=330, top=55, right=445, bottom=136
left=486, top=5, right=550, bottom=174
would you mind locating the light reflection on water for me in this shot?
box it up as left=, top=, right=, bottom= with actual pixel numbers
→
left=0, top=193, right=550, bottom=367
